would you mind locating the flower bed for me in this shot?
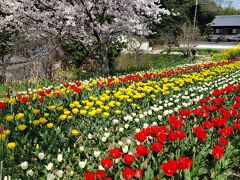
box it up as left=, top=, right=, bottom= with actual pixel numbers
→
left=0, top=59, right=240, bottom=179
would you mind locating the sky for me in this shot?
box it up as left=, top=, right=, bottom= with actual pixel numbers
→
left=220, top=0, right=240, bottom=9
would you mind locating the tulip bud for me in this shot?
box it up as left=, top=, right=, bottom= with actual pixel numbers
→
left=80, top=146, right=85, bottom=152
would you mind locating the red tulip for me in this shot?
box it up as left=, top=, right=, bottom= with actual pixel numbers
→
left=122, top=167, right=135, bottom=180
left=150, top=142, right=163, bottom=153
left=212, top=145, right=225, bottom=160
left=109, top=148, right=122, bottom=159
left=123, top=154, right=135, bottom=165
left=160, top=160, right=178, bottom=177
left=177, top=157, right=192, bottom=170
left=135, top=144, right=150, bottom=157
left=135, top=168, right=143, bottom=178
left=101, top=158, right=113, bottom=169
left=84, top=172, right=95, bottom=180
left=95, top=170, right=106, bottom=180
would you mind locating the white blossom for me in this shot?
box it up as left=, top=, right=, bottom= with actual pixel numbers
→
left=26, top=169, right=33, bottom=176
left=38, top=152, right=45, bottom=160
left=57, top=154, right=63, bottom=162
left=20, top=161, right=28, bottom=170
left=47, top=173, right=55, bottom=180
left=94, top=151, right=100, bottom=158
left=79, top=160, right=87, bottom=169
left=45, top=162, right=54, bottom=171
left=56, top=170, right=64, bottom=178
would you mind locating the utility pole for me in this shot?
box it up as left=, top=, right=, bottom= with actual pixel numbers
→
left=193, top=0, right=198, bottom=30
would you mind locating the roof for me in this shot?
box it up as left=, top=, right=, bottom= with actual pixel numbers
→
left=210, top=15, right=240, bottom=27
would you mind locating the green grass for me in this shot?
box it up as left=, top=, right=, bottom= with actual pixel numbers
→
left=0, top=54, right=194, bottom=96
left=115, top=53, right=191, bottom=74
left=0, top=80, right=52, bottom=97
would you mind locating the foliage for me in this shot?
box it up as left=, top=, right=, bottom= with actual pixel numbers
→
left=217, top=7, right=240, bottom=15
left=116, top=54, right=189, bottom=74
left=0, top=0, right=170, bottom=75
left=0, top=59, right=240, bottom=179
left=61, top=40, right=89, bottom=68
left=212, top=45, right=240, bottom=60
left=177, top=23, right=201, bottom=58
left=148, top=0, right=192, bottom=46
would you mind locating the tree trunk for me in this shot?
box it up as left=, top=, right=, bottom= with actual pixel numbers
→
left=101, top=50, right=110, bottom=76
left=187, top=48, right=193, bottom=58
left=0, top=65, right=7, bottom=83
left=167, top=44, right=172, bottom=55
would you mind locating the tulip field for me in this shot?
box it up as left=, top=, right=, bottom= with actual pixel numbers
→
left=1, top=58, right=240, bottom=179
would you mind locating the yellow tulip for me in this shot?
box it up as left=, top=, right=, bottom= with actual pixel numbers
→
left=67, top=115, right=73, bottom=120
left=16, top=113, right=24, bottom=120
left=47, top=123, right=54, bottom=129
left=5, top=115, right=14, bottom=122
left=80, top=109, right=87, bottom=116
left=115, top=110, right=122, bottom=115
left=0, top=134, right=6, bottom=141
left=7, top=142, right=16, bottom=150
left=44, top=113, right=50, bottom=117
left=4, top=129, right=11, bottom=135
left=59, top=114, right=67, bottom=121
left=32, top=120, right=40, bottom=126
left=33, top=109, right=40, bottom=114
left=17, top=124, right=27, bottom=131
left=48, top=106, right=56, bottom=111
left=102, top=112, right=110, bottom=117
left=57, top=106, right=64, bottom=111
left=71, top=129, right=79, bottom=136
left=64, top=110, right=71, bottom=115
left=72, top=108, right=79, bottom=114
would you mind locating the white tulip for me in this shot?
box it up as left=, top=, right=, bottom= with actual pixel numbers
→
left=98, top=165, right=105, bottom=170
left=38, top=152, right=45, bottom=160
left=26, top=169, right=33, bottom=176
left=131, top=113, right=136, bottom=117
left=80, top=146, right=85, bottom=152
left=101, top=137, right=107, bottom=142
left=118, top=141, right=123, bottom=146
left=20, top=161, right=28, bottom=170
left=79, top=160, right=87, bottom=169
left=104, top=132, right=110, bottom=138
left=112, top=119, right=119, bottom=124
left=139, top=114, right=144, bottom=119
left=163, top=110, right=169, bottom=116
left=148, top=110, right=152, bottom=115
left=152, top=122, right=157, bottom=126
left=45, top=162, right=53, bottom=171
left=56, top=170, right=64, bottom=178
left=115, top=158, right=120, bottom=164
left=143, top=123, right=149, bottom=128
left=88, top=134, right=93, bottom=139
left=122, top=146, right=129, bottom=153
left=3, top=176, right=11, bottom=180
left=57, top=154, right=63, bottom=162
left=94, top=151, right=100, bottom=158
left=135, top=128, right=141, bottom=133
left=135, top=118, right=140, bottom=122
left=126, top=139, right=131, bottom=145
left=47, top=173, right=55, bottom=180
left=119, top=127, right=124, bottom=132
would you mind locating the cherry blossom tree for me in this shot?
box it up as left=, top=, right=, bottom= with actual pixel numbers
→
left=0, top=0, right=170, bottom=75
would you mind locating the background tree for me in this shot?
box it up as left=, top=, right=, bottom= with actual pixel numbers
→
left=177, top=23, right=201, bottom=58
left=0, top=0, right=170, bottom=76
left=148, top=0, right=193, bottom=48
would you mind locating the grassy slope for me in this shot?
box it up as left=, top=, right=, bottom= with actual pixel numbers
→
left=0, top=54, right=193, bottom=96
left=115, top=53, right=190, bottom=74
